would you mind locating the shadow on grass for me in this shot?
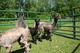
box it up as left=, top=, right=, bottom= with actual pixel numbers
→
left=12, top=48, right=25, bottom=53
left=53, top=32, right=80, bottom=40
left=53, top=32, right=80, bottom=53
left=37, top=34, right=50, bottom=42
left=71, top=43, right=80, bottom=53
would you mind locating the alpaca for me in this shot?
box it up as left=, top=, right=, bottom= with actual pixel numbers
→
left=16, top=12, right=39, bottom=44
left=28, top=19, right=40, bottom=44
left=38, top=13, right=61, bottom=41
left=16, top=12, right=29, bottom=47
left=0, top=12, right=31, bottom=53
left=0, top=27, right=31, bottom=53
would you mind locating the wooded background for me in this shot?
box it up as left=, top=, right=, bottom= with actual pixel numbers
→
left=0, top=0, right=80, bottom=18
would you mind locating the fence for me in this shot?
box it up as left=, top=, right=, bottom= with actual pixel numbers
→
left=0, top=10, right=50, bottom=32
left=0, top=7, right=80, bottom=40
left=53, top=7, right=80, bottom=40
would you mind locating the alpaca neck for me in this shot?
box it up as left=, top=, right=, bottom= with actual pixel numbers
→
left=52, top=18, right=58, bottom=27
left=17, top=15, right=26, bottom=28
left=19, top=16, right=23, bottom=20
left=35, top=24, right=38, bottom=29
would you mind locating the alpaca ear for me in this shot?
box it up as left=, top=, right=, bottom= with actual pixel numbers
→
left=16, top=12, right=19, bottom=18
left=35, top=19, right=37, bottom=22
left=54, top=13, right=58, bottom=17
left=37, top=19, right=40, bottom=22
left=18, top=12, right=24, bottom=17
left=56, top=13, right=61, bottom=19
left=35, top=19, right=40, bottom=23
left=38, top=19, right=40, bottom=21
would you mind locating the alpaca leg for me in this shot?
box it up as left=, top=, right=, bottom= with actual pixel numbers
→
left=34, top=35, right=38, bottom=44
left=43, top=32, right=46, bottom=38
left=20, top=36, right=31, bottom=53
left=46, top=32, right=50, bottom=40
left=43, top=32, right=46, bottom=36
left=24, top=47, right=30, bottom=53
left=49, top=30, right=52, bottom=41
left=32, top=35, right=37, bottom=44
left=32, top=35, right=35, bottom=43
left=47, top=32, right=52, bottom=41
left=6, top=45, right=12, bottom=53
left=39, top=28, right=44, bottom=42
left=24, top=43, right=31, bottom=53
left=49, top=33, right=52, bottom=41
left=39, top=30, right=44, bottom=42
left=18, top=38, right=22, bottom=47
left=18, top=37, right=25, bottom=47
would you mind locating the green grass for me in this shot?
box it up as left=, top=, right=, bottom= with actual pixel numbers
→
left=0, top=19, right=80, bottom=53
left=0, top=34, right=80, bottom=53
left=30, top=36, right=80, bottom=53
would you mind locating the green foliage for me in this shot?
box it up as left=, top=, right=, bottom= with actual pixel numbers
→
left=0, top=0, right=80, bottom=19
left=53, top=0, right=80, bottom=11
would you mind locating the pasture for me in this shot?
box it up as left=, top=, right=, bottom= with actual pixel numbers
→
left=0, top=19, right=80, bottom=53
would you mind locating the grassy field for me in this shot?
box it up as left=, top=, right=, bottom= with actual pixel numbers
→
left=0, top=19, right=80, bottom=53
left=0, top=33, right=80, bottom=53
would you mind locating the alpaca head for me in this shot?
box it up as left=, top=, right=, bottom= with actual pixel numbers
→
left=17, top=12, right=24, bottom=18
left=51, top=13, right=61, bottom=25
left=35, top=19, right=40, bottom=27
left=51, top=11, right=61, bottom=19
left=54, top=13, right=61, bottom=19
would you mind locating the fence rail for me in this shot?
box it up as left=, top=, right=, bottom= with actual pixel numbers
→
left=0, top=17, right=50, bottom=20
left=0, top=10, right=48, bottom=14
